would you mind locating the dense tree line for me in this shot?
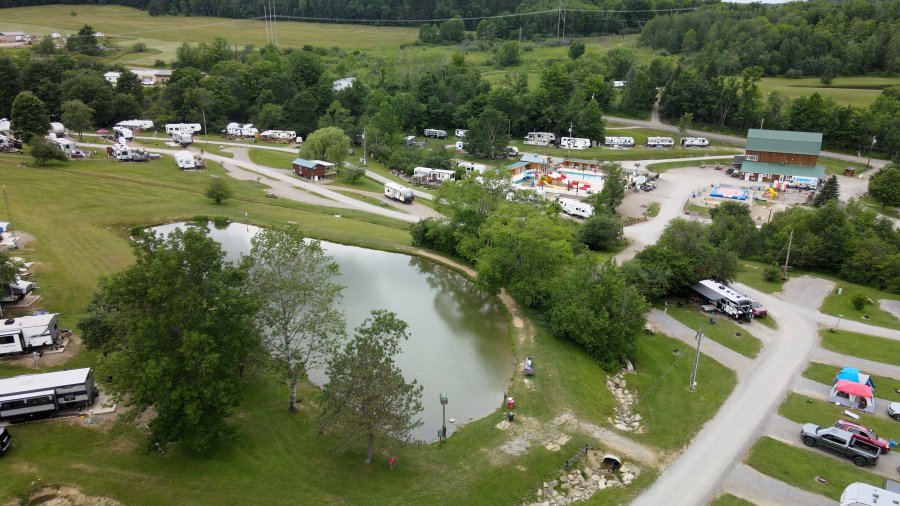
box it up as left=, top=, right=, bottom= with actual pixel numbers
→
left=641, top=0, right=900, bottom=76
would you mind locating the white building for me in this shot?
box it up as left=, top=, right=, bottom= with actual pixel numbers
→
left=103, top=71, right=121, bottom=87
left=332, top=77, right=356, bottom=92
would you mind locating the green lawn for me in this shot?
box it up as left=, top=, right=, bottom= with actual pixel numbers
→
left=733, top=260, right=787, bottom=295
left=818, top=157, right=866, bottom=176
left=746, top=437, right=884, bottom=500
left=643, top=159, right=730, bottom=173
left=247, top=149, right=296, bottom=169
left=709, top=493, right=755, bottom=506
left=780, top=391, right=900, bottom=442
left=644, top=202, right=660, bottom=218
left=652, top=301, right=762, bottom=358
left=819, top=329, right=900, bottom=366
left=758, top=76, right=900, bottom=108
left=626, top=332, right=737, bottom=450
left=820, top=284, right=900, bottom=331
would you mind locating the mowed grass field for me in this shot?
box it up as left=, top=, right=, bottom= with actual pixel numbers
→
left=758, top=76, right=900, bottom=108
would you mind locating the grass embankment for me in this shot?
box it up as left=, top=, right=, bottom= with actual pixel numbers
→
left=745, top=437, right=884, bottom=500
left=780, top=392, right=900, bottom=443
left=652, top=301, right=762, bottom=358
left=819, top=329, right=900, bottom=366
left=247, top=148, right=296, bottom=170
left=0, top=155, right=739, bottom=503
left=643, top=202, right=660, bottom=218
left=644, top=159, right=730, bottom=173
left=734, top=260, right=790, bottom=294
left=709, top=493, right=756, bottom=506
left=758, top=76, right=900, bottom=108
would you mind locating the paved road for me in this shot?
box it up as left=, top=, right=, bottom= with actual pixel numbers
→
left=633, top=284, right=821, bottom=506
left=605, top=115, right=890, bottom=170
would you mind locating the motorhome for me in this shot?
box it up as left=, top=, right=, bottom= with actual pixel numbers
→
left=225, top=123, right=259, bottom=138
left=172, top=131, right=193, bottom=147
left=454, top=129, right=468, bottom=138
left=680, top=137, right=709, bottom=147
left=116, top=119, right=154, bottom=131
left=0, top=313, right=59, bottom=349
left=384, top=182, right=414, bottom=203
left=604, top=136, right=635, bottom=148
left=164, top=123, right=202, bottom=135
left=560, top=137, right=591, bottom=150
left=691, top=279, right=754, bottom=321
left=0, top=368, right=97, bottom=421
left=49, top=122, right=65, bottom=135
left=175, top=151, right=196, bottom=170
left=645, top=136, right=675, bottom=148
left=424, top=128, right=448, bottom=139
left=112, top=126, right=133, bottom=141
left=558, top=198, right=594, bottom=218
left=457, top=161, right=486, bottom=174
left=524, top=132, right=556, bottom=146
left=259, top=130, right=297, bottom=143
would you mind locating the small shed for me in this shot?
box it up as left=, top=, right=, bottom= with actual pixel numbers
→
left=292, top=158, right=336, bottom=180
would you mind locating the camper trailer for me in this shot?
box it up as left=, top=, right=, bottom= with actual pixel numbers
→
left=384, top=182, right=414, bottom=203
left=840, top=482, right=900, bottom=506
left=259, top=130, right=297, bottom=143
left=645, top=136, right=674, bottom=148
left=1, top=313, right=60, bottom=349
left=0, top=368, right=97, bottom=421
left=112, top=143, right=133, bottom=161
left=680, top=137, right=709, bottom=147
left=690, top=280, right=754, bottom=321
left=558, top=198, right=594, bottom=218
left=506, top=146, right=519, bottom=157
left=49, top=137, right=79, bottom=157
left=165, top=123, right=202, bottom=134
left=454, top=141, right=465, bottom=152
left=457, top=161, right=486, bottom=174
left=112, top=126, right=134, bottom=141
left=2, top=277, right=34, bottom=303
left=524, top=132, right=556, bottom=146
left=454, top=129, right=468, bottom=138
left=424, top=128, right=448, bottom=139
left=0, top=329, right=26, bottom=357
left=0, top=135, right=21, bottom=152
left=116, top=119, right=154, bottom=131
left=175, top=151, right=196, bottom=170
left=225, top=123, right=259, bottom=138
left=49, top=122, right=66, bottom=135
left=604, top=136, right=635, bottom=148
left=413, top=167, right=455, bottom=183
left=171, top=131, right=193, bottom=147
left=560, top=137, right=591, bottom=150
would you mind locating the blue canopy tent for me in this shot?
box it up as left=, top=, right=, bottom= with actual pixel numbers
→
left=834, top=367, right=876, bottom=390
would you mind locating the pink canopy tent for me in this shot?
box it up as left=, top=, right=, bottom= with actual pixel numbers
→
left=828, top=379, right=874, bottom=413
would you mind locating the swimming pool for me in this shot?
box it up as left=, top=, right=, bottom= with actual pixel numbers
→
left=560, top=170, right=604, bottom=181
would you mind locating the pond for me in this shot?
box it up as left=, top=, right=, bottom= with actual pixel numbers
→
left=151, top=222, right=514, bottom=441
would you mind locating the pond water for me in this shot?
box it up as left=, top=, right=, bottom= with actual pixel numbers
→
left=151, top=222, right=514, bottom=441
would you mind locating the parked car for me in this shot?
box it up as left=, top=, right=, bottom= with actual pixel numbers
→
left=800, top=423, right=881, bottom=467
left=833, top=420, right=890, bottom=453
left=889, top=402, right=900, bottom=421
left=750, top=300, right=767, bottom=318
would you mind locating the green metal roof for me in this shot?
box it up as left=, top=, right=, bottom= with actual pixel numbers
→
left=745, top=129, right=822, bottom=156
left=739, top=161, right=825, bottom=178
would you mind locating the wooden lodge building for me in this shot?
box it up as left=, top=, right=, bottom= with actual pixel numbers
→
left=292, top=158, right=336, bottom=180
left=739, top=129, right=825, bottom=182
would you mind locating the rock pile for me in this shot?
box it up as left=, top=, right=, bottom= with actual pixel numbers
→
left=524, top=461, right=640, bottom=506
left=605, top=370, right=643, bottom=433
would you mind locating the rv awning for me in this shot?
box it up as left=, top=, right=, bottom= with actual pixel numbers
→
left=690, top=283, right=724, bottom=302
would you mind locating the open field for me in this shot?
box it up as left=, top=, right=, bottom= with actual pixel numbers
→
left=758, top=76, right=900, bottom=108
left=652, top=301, right=762, bottom=358
left=745, top=437, right=884, bottom=500
left=819, top=329, right=900, bottom=366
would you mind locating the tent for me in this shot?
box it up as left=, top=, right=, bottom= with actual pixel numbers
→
left=835, top=367, right=876, bottom=390
left=827, top=379, right=875, bottom=413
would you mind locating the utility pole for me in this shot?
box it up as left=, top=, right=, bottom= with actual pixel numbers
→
left=272, top=0, right=278, bottom=47
left=263, top=5, right=270, bottom=45
left=201, top=108, right=208, bottom=146
left=782, top=229, right=793, bottom=280
left=362, top=128, right=367, bottom=166
left=1, top=185, right=12, bottom=238
left=865, top=136, right=876, bottom=171
left=689, top=329, right=704, bottom=391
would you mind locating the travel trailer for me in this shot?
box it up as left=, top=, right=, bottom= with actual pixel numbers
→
left=0, top=313, right=60, bottom=351
left=558, top=198, right=594, bottom=218
left=175, top=151, right=196, bottom=169
left=645, top=136, right=674, bottom=148
left=524, top=132, right=556, bottom=146
left=424, top=128, right=448, bottom=139
left=604, top=136, right=635, bottom=148
left=164, top=123, right=202, bottom=135
left=680, top=137, right=709, bottom=147
left=116, top=119, right=154, bottom=131
left=457, top=161, right=486, bottom=174
left=171, top=131, right=193, bottom=147
left=0, top=368, right=97, bottom=421
left=384, top=182, right=414, bottom=203
left=690, top=280, right=754, bottom=321
left=112, top=126, right=133, bottom=141
left=259, top=130, right=297, bottom=143
left=413, top=167, right=455, bottom=182
left=225, top=123, right=259, bottom=138
left=560, top=137, right=591, bottom=150
left=454, top=129, right=468, bottom=138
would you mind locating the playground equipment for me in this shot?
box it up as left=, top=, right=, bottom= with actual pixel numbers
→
left=765, top=187, right=777, bottom=199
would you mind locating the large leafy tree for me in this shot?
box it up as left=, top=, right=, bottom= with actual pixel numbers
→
left=94, top=226, right=260, bottom=451
left=595, top=164, right=626, bottom=213
left=868, top=164, right=900, bottom=210
left=300, top=126, right=351, bottom=168
left=61, top=99, right=94, bottom=141
left=29, top=137, right=68, bottom=166
left=11, top=91, right=49, bottom=143
left=66, top=24, right=99, bottom=55
left=578, top=210, right=623, bottom=251
left=708, top=201, right=758, bottom=256
left=246, top=226, right=345, bottom=412
left=0, top=251, right=21, bottom=288
left=320, top=310, right=424, bottom=464
left=464, top=107, right=509, bottom=159
left=0, top=56, right=22, bottom=118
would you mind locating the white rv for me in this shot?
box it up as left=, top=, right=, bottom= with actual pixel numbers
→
left=840, top=482, right=900, bottom=506
left=49, top=122, right=66, bottom=135
left=604, top=136, right=635, bottom=148
left=175, top=151, right=196, bottom=170
left=164, top=123, right=202, bottom=135
left=112, top=126, right=134, bottom=141
left=457, top=161, right=486, bottom=174
left=0, top=368, right=97, bottom=421
left=0, top=329, right=26, bottom=356
left=0, top=118, right=11, bottom=134
left=645, top=136, right=674, bottom=148
left=172, top=131, right=193, bottom=147
left=1, top=313, right=60, bottom=349
left=454, top=141, right=465, bottom=152
left=259, top=130, right=297, bottom=143
left=116, top=119, right=154, bottom=131
left=692, top=280, right=754, bottom=321
left=424, top=128, right=448, bottom=139
left=680, top=137, right=709, bottom=147
left=413, top=167, right=455, bottom=182
left=454, top=129, right=468, bottom=138
left=384, top=182, right=414, bottom=203
left=49, top=137, right=78, bottom=156
left=558, top=198, right=594, bottom=218
left=560, top=137, right=591, bottom=150
left=524, top=132, right=556, bottom=146
left=225, top=123, right=259, bottom=138
left=506, top=146, right=519, bottom=156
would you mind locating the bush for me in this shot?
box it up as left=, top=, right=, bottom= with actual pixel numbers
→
left=212, top=216, right=230, bottom=228
left=851, top=292, right=868, bottom=311
left=763, top=266, right=780, bottom=282
left=205, top=178, right=233, bottom=205
left=129, top=226, right=144, bottom=238
left=191, top=215, right=210, bottom=224
left=129, top=42, right=147, bottom=53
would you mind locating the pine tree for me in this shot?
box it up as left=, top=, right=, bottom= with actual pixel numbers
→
left=813, top=175, right=839, bottom=207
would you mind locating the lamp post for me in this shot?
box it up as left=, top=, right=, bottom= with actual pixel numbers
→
left=439, top=391, right=448, bottom=445
left=833, top=314, right=844, bottom=332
